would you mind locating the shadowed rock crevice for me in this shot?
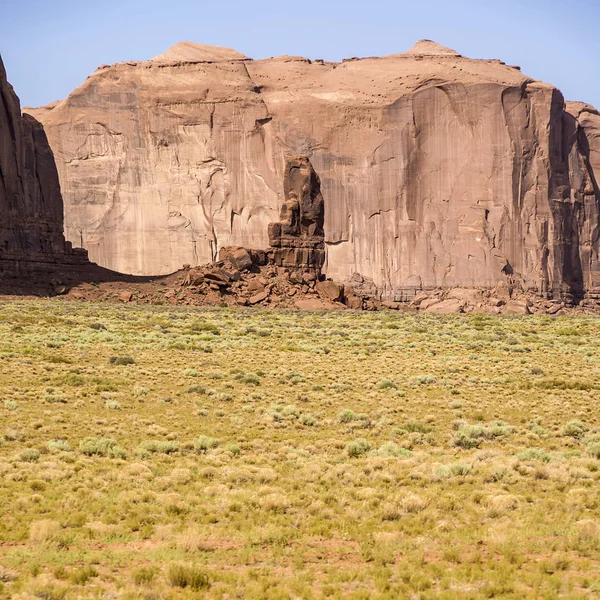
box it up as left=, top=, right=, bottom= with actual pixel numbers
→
left=0, top=55, right=89, bottom=276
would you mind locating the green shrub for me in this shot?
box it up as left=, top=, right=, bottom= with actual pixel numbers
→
left=132, top=566, right=158, bottom=585
left=69, top=565, right=98, bottom=585
left=562, top=420, right=586, bottom=439
left=518, top=448, right=552, bottom=463
left=79, top=437, right=125, bottom=458
left=194, top=436, right=219, bottom=454
left=109, top=355, right=136, bottom=366
left=167, top=564, right=210, bottom=590
left=346, top=438, right=371, bottom=458
left=19, top=448, right=40, bottom=462
left=186, top=385, right=206, bottom=394
left=48, top=439, right=71, bottom=452
left=378, top=379, right=398, bottom=390
left=105, top=400, right=121, bottom=410
left=373, top=442, right=412, bottom=458
left=138, top=440, right=179, bottom=454
left=4, top=400, right=18, bottom=411
left=338, top=409, right=357, bottom=423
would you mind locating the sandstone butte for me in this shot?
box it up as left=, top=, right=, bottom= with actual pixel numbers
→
left=23, top=40, right=600, bottom=301
left=0, top=55, right=87, bottom=275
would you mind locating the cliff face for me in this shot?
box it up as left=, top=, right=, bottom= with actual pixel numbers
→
left=0, top=55, right=86, bottom=273
left=27, top=41, right=600, bottom=299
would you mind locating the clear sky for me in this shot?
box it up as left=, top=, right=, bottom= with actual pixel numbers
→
left=1, top=0, right=599, bottom=109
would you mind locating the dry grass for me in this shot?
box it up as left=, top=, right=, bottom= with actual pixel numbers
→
left=0, top=298, right=599, bottom=598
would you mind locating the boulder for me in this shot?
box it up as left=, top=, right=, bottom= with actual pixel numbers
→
left=247, top=280, right=265, bottom=294
left=419, top=297, right=442, bottom=310
left=248, top=291, right=269, bottom=305
left=119, top=291, right=133, bottom=303
left=423, top=299, right=464, bottom=313
left=345, top=295, right=363, bottom=310
left=295, top=299, right=327, bottom=310
left=203, top=269, right=231, bottom=286
left=503, top=299, right=531, bottom=315
left=381, top=300, right=401, bottom=310
left=219, top=246, right=253, bottom=271
left=315, top=280, right=343, bottom=302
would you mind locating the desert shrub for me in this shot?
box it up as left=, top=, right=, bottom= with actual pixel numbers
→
left=346, top=438, right=371, bottom=458
left=433, top=463, right=471, bottom=479
left=338, top=409, right=357, bottom=423
left=409, top=374, right=437, bottom=385
left=194, top=436, right=219, bottom=454
left=79, top=437, right=125, bottom=458
left=562, top=420, right=586, bottom=439
left=69, top=565, right=98, bottom=585
left=4, top=400, right=17, bottom=411
left=19, top=448, right=40, bottom=462
left=109, top=355, right=136, bottom=365
left=138, top=440, right=179, bottom=454
left=518, top=448, right=553, bottom=462
left=31, top=583, right=67, bottom=600
left=105, top=400, right=121, bottom=410
left=47, top=439, right=71, bottom=452
left=378, top=379, right=398, bottom=390
left=404, top=421, right=431, bottom=434
left=452, top=421, right=514, bottom=449
left=167, top=564, right=210, bottom=590
left=226, top=444, right=241, bottom=456
left=132, top=566, right=158, bottom=585
left=300, top=413, right=317, bottom=426
left=183, top=368, right=198, bottom=377
left=372, top=442, right=412, bottom=458
left=186, top=385, right=206, bottom=394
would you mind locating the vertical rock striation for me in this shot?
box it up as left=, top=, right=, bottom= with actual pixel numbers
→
left=0, top=55, right=87, bottom=274
left=27, top=41, right=600, bottom=300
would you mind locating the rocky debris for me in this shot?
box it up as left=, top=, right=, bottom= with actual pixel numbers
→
left=268, top=157, right=325, bottom=272
left=0, top=55, right=89, bottom=276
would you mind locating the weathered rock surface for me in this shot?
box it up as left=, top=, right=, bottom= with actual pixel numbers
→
left=27, top=41, right=600, bottom=301
left=268, top=156, right=325, bottom=271
left=0, top=55, right=88, bottom=274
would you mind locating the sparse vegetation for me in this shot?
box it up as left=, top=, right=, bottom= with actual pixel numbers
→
left=0, top=299, right=599, bottom=597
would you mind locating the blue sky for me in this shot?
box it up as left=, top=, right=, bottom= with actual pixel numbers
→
left=1, top=0, right=599, bottom=108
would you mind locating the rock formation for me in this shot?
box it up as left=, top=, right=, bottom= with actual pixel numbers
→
left=268, top=156, right=325, bottom=271
left=0, top=55, right=87, bottom=274
left=27, top=40, right=600, bottom=301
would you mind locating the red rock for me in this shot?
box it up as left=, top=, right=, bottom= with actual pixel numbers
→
left=423, top=299, right=464, bottom=313
left=219, top=246, right=253, bottom=271
left=119, top=291, right=133, bottom=303
left=248, top=291, right=269, bottom=305
left=315, top=280, right=343, bottom=302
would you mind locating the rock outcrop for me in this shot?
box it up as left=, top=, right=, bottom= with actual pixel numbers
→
left=268, top=156, right=325, bottom=271
left=0, top=55, right=88, bottom=274
left=27, top=41, right=600, bottom=301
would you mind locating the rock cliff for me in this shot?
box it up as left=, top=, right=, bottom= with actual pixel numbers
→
left=27, top=41, right=600, bottom=300
left=0, top=55, right=87, bottom=274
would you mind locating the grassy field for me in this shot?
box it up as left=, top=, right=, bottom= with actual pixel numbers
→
left=1, top=298, right=600, bottom=599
